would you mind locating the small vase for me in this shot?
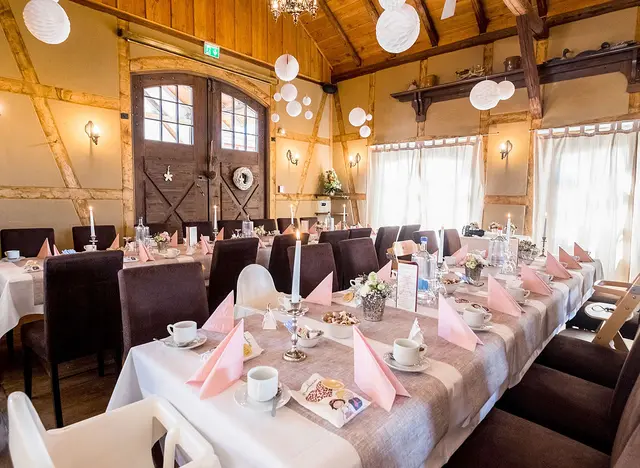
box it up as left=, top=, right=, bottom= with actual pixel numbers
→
left=465, top=266, right=482, bottom=282
left=157, top=241, right=168, bottom=253
left=362, top=294, right=386, bottom=322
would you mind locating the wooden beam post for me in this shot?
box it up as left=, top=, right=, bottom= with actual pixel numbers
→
left=629, top=8, right=640, bottom=113
left=333, top=90, right=361, bottom=224
left=117, top=19, right=134, bottom=236
left=367, top=73, right=376, bottom=145
left=503, top=0, right=547, bottom=38
left=317, top=0, right=362, bottom=67
left=480, top=43, right=493, bottom=187
left=414, top=0, right=439, bottom=47
left=516, top=15, right=542, bottom=120
left=417, top=59, right=429, bottom=137
left=269, top=83, right=277, bottom=217
left=471, top=0, right=489, bottom=34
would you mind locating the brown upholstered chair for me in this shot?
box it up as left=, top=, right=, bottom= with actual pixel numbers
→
left=442, top=228, right=462, bottom=256
left=22, top=251, right=124, bottom=427
left=252, top=219, right=277, bottom=232
left=276, top=218, right=299, bottom=234
left=208, top=238, right=259, bottom=311
left=397, top=224, right=421, bottom=242
left=1, top=228, right=55, bottom=258
left=319, top=230, right=350, bottom=289
left=182, top=221, right=213, bottom=239
left=339, top=238, right=379, bottom=289
left=374, top=226, right=399, bottom=268
left=348, top=227, right=372, bottom=239
left=118, top=263, right=209, bottom=357
left=72, top=225, right=117, bottom=252
left=217, top=220, right=244, bottom=239
left=299, top=217, right=318, bottom=230
left=287, top=243, right=339, bottom=296
left=146, top=223, right=168, bottom=235
left=268, top=233, right=309, bottom=293
left=412, top=230, right=439, bottom=254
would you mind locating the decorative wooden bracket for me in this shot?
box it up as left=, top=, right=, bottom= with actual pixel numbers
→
left=411, top=94, right=432, bottom=123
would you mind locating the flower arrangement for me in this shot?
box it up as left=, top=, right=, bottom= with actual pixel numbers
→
left=468, top=221, right=480, bottom=230
left=322, top=168, right=343, bottom=195
left=518, top=240, right=540, bottom=264
left=488, top=221, right=503, bottom=231
left=358, top=272, right=393, bottom=298
left=254, top=225, right=267, bottom=237
left=153, top=231, right=171, bottom=244
left=464, top=252, right=488, bottom=270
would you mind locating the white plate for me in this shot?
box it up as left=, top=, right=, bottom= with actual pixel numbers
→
left=1, top=256, right=25, bottom=262
left=468, top=322, right=493, bottom=332
left=234, top=383, right=291, bottom=412
left=383, top=352, right=431, bottom=373
left=159, top=331, right=207, bottom=349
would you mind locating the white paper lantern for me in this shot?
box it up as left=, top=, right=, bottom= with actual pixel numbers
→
left=376, top=5, right=420, bottom=54
left=286, top=100, right=302, bottom=117
left=302, top=96, right=312, bottom=106
left=274, top=54, right=299, bottom=82
left=359, top=125, right=371, bottom=138
left=271, top=113, right=280, bottom=123
left=366, top=114, right=373, bottom=121
left=498, top=80, right=515, bottom=100
left=23, top=0, right=71, bottom=45
left=469, top=80, right=501, bottom=111
left=379, top=0, right=406, bottom=10
left=273, top=92, right=282, bottom=102
left=280, top=83, right=298, bottom=102
left=349, top=107, right=367, bottom=127
left=305, top=110, right=313, bottom=120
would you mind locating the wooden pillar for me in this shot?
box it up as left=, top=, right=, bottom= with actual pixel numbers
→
left=269, top=82, right=277, bottom=217
left=417, top=60, right=429, bottom=137
left=118, top=19, right=134, bottom=235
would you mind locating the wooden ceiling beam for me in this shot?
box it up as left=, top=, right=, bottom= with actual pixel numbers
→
left=362, top=0, right=380, bottom=22
left=503, top=0, right=547, bottom=38
left=317, top=0, right=362, bottom=67
left=515, top=15, right=542, bottom=119
left=415, top=0, right=439, bottom=47
left=471, top=0, right=488, bottom=34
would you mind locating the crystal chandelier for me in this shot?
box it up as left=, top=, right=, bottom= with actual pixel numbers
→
left=270, top=0, right=318, bottom=24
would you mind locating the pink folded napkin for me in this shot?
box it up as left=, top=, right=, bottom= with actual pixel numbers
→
left=488, top=275, right=522, bottom=316
left=309, top=223, right=318, bottom=234
left=203, top=290, right=235, bottom=333
left=353, top=327, right=410, bottom=412
left=546, top=252, right=571, bottom=279
left=283, top=225, right=295, bottom=235
left=36, top=239, right=52, bottom=259
left=109, top=234, right=120, bottom=250
left=170, top=231, right=178, bottom=247
left=216, top=228, right=224, bottom=241
left=367, top=224, right=377, bottom=236
left=574, top=242, right=593, bottom=262
left=187, top=319, right=244, bottom=399
left=53, top=245, right=61, bottom=256
left=452, top=244, right=469, bottom=265
left=138, top=243, right=153, bottom=262
left=258, top=238, right=266, bottom=249
left=377, top=261, right=392, bottom=282
left=438, top=294, right=482, bottom=352
left=200, top=236, right=213, bottom=255
left=335, top=221, right=344, bottom=230
left=355, top=223, right=363, bottom=229
left=559, top=247, right=581, bottom=269
left=305, top=273, right=333, bottom=306
left=520, top=264, right=553, bottom=296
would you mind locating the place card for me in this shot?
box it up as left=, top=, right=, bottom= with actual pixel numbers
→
left=185, top=226, right=198, bottom=246
left=396, top=262, right=418, bottom=313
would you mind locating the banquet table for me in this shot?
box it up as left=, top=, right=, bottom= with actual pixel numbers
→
left=460, top=235, right=519, bottom=254
left=108, top=257, right=603, bottom=468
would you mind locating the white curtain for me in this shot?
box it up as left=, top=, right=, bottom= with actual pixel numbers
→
left=367, top=138, right=484, bottom=230
left=534, top=123, right=639, bottom=280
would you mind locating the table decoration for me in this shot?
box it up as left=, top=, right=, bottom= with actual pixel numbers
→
left=153, top=231, right=171, bottom=253
left=377, top=260, right=392, bottom=282
left=137, top=243, right=153, bottom=262
left=89, top=206, right=97, bottom=248
left=463, top=252, right=487, bottom=282
left=559, top=247, right=582, bottom=269
left=170, top=231, right=178, bottom=247
left=304, top=273, right=333, bottom=306
left=109, top=234, right=120, bottom=250
left=396, top=262, right=418, bottom=313
left=199, top=236, right=213, bottom=255
left=282, top=301, right=307, bottom=361
left=487, top=276, right=523, bottom=317
left=254, top=225, right=267, bottom=237
left=517, top=240, right=539, bottom=264
left=36, top=239, right=51, bottom=259
left=438, top=294, right=483, bottom=352
left=546, top=253, right=571, bottom=279
left=203, top=291, right=234, bottom=333
left=359, top=272, right=393, bottom=321
left=23, top=260, right=41, bottom=272
left=323, top=310, right=359, bottom=338
left=262, top=306, right=278, bottom=330
left=520, top=264, right=553, bottom=296
left=296, top=326, right=324, bottom=348
left=291, top=230, right=302, bottom=303
left=574, top=242, right=594, bottom=262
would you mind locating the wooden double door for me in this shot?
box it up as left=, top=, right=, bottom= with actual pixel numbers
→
left=132, top=73, right=268, bottom=236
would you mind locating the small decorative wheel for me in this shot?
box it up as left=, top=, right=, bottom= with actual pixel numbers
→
left=232, top=167, right=254, bottom=191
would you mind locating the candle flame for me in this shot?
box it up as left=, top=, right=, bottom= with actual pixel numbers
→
left=296, top=229, right=300, bottom=240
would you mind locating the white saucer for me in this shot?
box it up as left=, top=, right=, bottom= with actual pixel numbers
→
left=383, top=352, right=431, bottom=372
left=2, top=256, right=25, bottom=263
left=468, top=322, right=494, bottom=332
left=159, top=331, right=207, bottom=349
left=234, top=383, right=291, bottom=412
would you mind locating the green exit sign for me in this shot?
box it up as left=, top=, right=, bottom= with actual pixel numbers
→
left=204, top=42, right=220, bottom=59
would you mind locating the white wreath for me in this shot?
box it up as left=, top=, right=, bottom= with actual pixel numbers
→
left=232, top=167, right=254, bottom=191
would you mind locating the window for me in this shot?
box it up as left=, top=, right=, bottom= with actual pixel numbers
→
left=221, top=92, right=258, bottom=152
left=144, top=85, right=193, bottom=145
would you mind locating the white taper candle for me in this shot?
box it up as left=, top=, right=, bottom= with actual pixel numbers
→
left=291, top=230, right=302, bottom=303
left=89, top=206, right=96, bottom=237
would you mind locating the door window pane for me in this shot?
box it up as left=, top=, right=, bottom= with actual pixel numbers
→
left=162, top=122, right=178, bottom=143
left=247, top=106, right=257, bottom=118
left=222, top=93, right=233, bottom=112
left=144, top=85, right=193, bottom=145
left=179, top=104, right=193, bottom=125
left=234, top=132, right=245, bottom=151
left=144, top=87, right=160, bottom=99
left=178, top=85, right=193, bottom=105
left=144, top=97, right=160, bottom=120
left=162, top=102, right=177, bottom=123
left=247, top=117, right=257, bottom=135
left=144, top=119, right=160, bottom=141
left=222, top=112, right=233, bottom=131
left=178, top=125, right=193, bottom=145
left=221, top=92, right=259, bottom=152
left=162, top=85, right=178, bottom=102
left=234, top=115, right=246, bottom=133
left=247, top=135, right=257, bottom=152
left=222, top=130, right=233, bottom=149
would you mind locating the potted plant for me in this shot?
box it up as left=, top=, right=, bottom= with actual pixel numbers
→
left=153, top=231, right=171, bottom=253
left=358, top=272, right=393, bottom=322
left=463, top=252, right=488, bottom=282
left=322, top=168, right=343, bottom=196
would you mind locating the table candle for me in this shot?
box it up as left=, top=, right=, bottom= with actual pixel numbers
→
left=543, top=212, right=548, bottom=238
left=291, top=230, right=301, bottom=303
left=506, top=213, right=511, bottom=239
left=213, top=205, right=218, bottom=231
left=342, top=204, right=346, bottom=227
left=89, top=206, right=96, bottom=238
left=438, top=226, right=444, bottom=264
left=290, top=204, right=295, bottom=225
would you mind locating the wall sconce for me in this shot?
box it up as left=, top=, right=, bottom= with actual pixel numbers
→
left=277, top=127, right=286, bottom=136
left=349, top=153, right=361, bottom=168
left=286, top=149, right=299, bottom=166
left=85, top=120, right=100, bottom=145
left=499, top=140, right=512, bottom=160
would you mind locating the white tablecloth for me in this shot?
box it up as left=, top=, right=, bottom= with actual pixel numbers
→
left=460, top=236, right=519, bottom=254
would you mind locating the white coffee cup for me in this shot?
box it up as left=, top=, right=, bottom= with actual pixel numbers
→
left=5, top=250, right=20, bottom=260
left=444, top=256, right=457, bottom=267
left=247, top=366, right=279, bottom=402
left=536, top=272, right=553, bottom=284
left=167, top=320, right=197, bottom=346
left=507, top=287, right=530, bottom=302
left=84, top=244, right=97, bottom=252
left=350, top=277, right=364, bottom=288
left=165, top=248, right=180, bottom=259
left=393, top=338, right=427, bottom=366
left=463, top=307, right=492, bottom=328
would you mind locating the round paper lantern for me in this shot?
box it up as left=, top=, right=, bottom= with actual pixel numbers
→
left=305, top=110, right=313, bottom=120
left=274, top=54, right=299, bottom=82
left=359, top=125, right=371, bottom=138
left=271, top=113, right=280, bottom=123
left=349, top=107, right=367, bottom=127
left=498, top=80, right=515, bottom=100
left=280, top=83, right=298, bottom=102
left=378, top=0, right=406, bottom=10
left=376, top=5, right=420, bottom=54
left=469, top=80, right=501, bottom=111
left=286, top=100, right=302, bottom=117
left=273, top=92, right=282, bottom=102
left=366, top=114, right=373, bottom=121
left=302, top=96, right=312, bottom=106
left=23, top=0, right=71, bottom=45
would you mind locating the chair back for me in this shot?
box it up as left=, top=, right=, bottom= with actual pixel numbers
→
left=252, top=219, right=277, bottom=232
left=412, top=230, right=439, bottom=254
left=209, top=238, right=259, bottom=311
left=72, top=225, right=117, bottom=252
left=318, top=230, right=350, bottom=287
left=443, top=228, right=462, bottom=256
left=348, top=227, right=372, bottom=239
left=398, top=224, right=421, bottom=242
left=268, top=233, right=309, bottom=293
left=8, top=392, right=54, bottom=468
left=609, top=328, right=640, bottom=428
left=287, top=243, right=339, bottom=296
left=236, top=264, right=280, bottom=310
left=182, top=221, right=213, bottom=240
left=374, top=226, right=399, bottom=268
left=44, top=251, right=123, bottom=364
left=146, top=223, right=168, bottom=235
left=119, top=263, right=209, bottom=356
left=339, top=238, right=379, bottom=288
left=594, top=275, right=640, bottom=349
left=299, top=217, right=318, bottom=232
left=1, top=228, right=55, bottom=258
left=276, top=218, right=299, bottom=233
left=217, top=220, right=243, bottom=239
left=611, top=376, right=640, bottom=467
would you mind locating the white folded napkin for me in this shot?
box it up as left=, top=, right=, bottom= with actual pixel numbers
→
left=408, top=318, right=424, bottom=345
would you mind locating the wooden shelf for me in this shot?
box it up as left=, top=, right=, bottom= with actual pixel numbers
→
left=391, top=44, right=640, bottom=122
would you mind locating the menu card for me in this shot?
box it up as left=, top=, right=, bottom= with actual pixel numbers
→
left=396, top=262, right=418, bottom=313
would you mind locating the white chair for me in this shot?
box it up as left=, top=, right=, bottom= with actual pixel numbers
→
left=9, top=392, right=220, bottom=468
left=235, top=264, right=280, bottom=311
